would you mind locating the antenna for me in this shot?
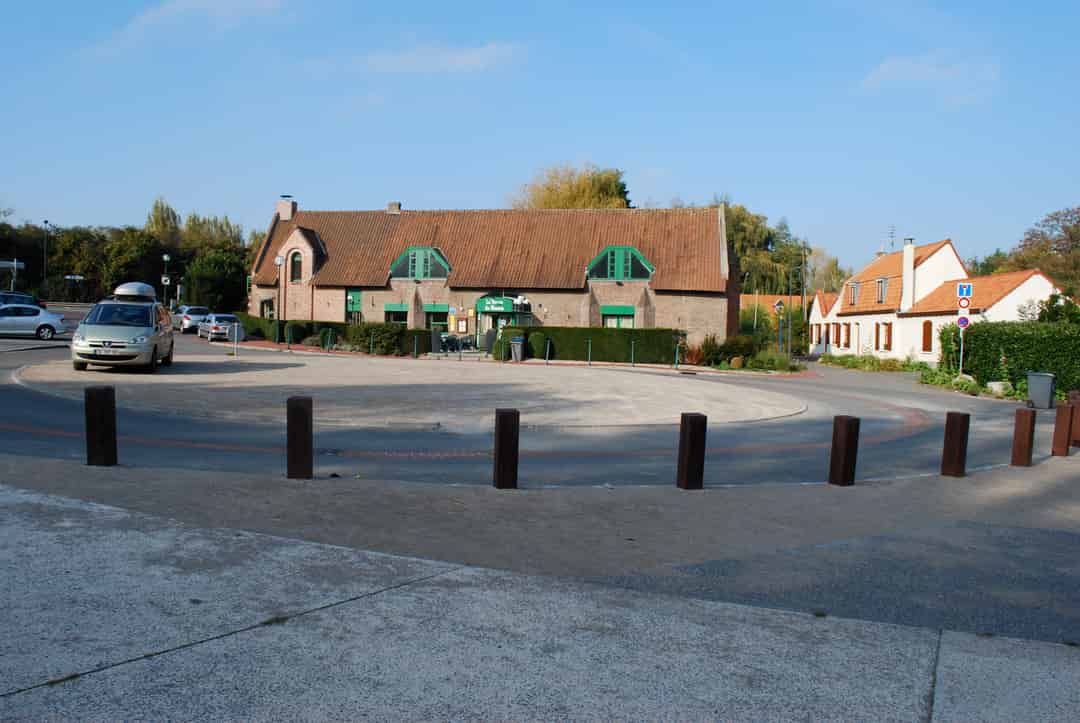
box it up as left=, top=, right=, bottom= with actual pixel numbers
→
left=888, top=225, right=896, bottom=251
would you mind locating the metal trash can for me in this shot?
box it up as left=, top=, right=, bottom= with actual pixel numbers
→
left=510, top=336, right=525, bottom=362
left=1026, top=372, right=1056, bottom=409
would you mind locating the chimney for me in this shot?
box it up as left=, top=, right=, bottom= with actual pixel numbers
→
left=900, top=237, right=916, bottom=311
left=386, top=201, right=402, bottom=214
left=276, top=196, right=297, bottom=221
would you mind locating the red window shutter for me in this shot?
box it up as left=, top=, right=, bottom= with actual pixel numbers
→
left=885, top=323, right=893, bottom=351
left=875, top=323, right=880, bottom=350
left=922, top=321, right=932, bottom=352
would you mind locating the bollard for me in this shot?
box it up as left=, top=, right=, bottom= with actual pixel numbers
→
left=676, top=413, right=707, bottom=490
left=674, top=343, right=680, bottom=369
left=545, top=338, right=551, bottom=365
left=287, top=396, right=314, bottom=479
left=1011, top=408, right=1036, bottom=467
left=493, top=408, right=520, bottom=489
left=1052, top=404, right=1074, bottom=457
left=828, top=415, right=860, bottom=485
left=941, top=411, right=971, bottom=477
left=369, top=332, right=375, bottom=355
left=1071, top=398, right=1080, bottom=448
left=587, top=338, right=592, bottom=366
left=630, top=339, right=635, bottom=366
left=85, top=386, right=117, bottom=466
left=413, top=336, right=418, bottom=359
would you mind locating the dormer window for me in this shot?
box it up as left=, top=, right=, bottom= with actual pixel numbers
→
left=876, top=278, right=888, bottom=303
left=586, top=246, right=654, bottom=281
left=389, top=247, right=451, bottom=280
left=289, top=252, right=302, bottom=282
left=849, top=282, right=860, bottom=305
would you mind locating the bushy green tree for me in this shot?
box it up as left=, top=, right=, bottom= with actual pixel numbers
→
left=512, top=164, right=631, bottom=209
left=183, top=244, right=248, bottom=312
left=145, top=197, right=182, bottom=249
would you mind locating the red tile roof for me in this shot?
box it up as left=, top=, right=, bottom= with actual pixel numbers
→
left=900, top=269, right=1050, bottom=316
left=811, top=290, right=839, bottom=317
left=837, top=240, right=957, bottom=316
left=252, top=208, right=729, bottom=292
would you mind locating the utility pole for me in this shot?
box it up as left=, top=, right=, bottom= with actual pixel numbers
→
left=42, top=220, right=50, bottom=297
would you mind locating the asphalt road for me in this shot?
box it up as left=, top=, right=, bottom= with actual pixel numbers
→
left=0, top=334, right=1061, bottom=487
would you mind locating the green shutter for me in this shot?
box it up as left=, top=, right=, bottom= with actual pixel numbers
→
left=384, top=302, right=409, bottom=312
left=346, top=289, right=363, bottom=312
left=423, top=303, right=449, bottom=312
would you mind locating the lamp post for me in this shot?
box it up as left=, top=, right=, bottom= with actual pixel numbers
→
left=42, top=220, right=50, bottom=297
left=274, top=255, right=285, bottom=343
left=162, top=253, right=171, bottom=306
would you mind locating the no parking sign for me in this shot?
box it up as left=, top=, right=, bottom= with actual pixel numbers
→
left=957, top=316, right=970, bottom=330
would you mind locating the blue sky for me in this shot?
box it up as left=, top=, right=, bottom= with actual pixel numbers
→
left=2, top=0, right=1077, bottom=269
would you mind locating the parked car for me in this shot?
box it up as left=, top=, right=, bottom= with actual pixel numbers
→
left=70, top=282, right=174, bottom=372
left=0, top=291, right=45, bottom=308
left=172, top=305, right=209, bottom=333
left=0, top=304, right=66, bottom=339
left=197, top=313, right=243, bottom=341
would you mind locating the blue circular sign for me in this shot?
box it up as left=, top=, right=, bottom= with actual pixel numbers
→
left=957, top=317, right=971, bottom=329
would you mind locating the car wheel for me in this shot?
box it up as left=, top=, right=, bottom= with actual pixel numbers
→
left=146, top=347, right=159, bottom=374
left=73, top=361, right=88, bottom=371
left=36, top=325, right=55, bottom=340
left=162, top=343, right=174, bottom=367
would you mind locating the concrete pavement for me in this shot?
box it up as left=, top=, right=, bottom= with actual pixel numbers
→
left=3, top=483, right=1079, bottom=721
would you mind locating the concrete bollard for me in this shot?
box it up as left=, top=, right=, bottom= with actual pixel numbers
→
left=85, top=386, right=117, bottom=466
left=1052, top=404, right=1074, bottom=457
left=493, top=408, right=520, bottom=489
left=828, top=415, right=860, bottom=486
left=676, top=413, right=707, bottom=490
left=1011, top=408, right=1036, bottom=467
left=287, top=396, right=314, bottom=479
left=941, top=411, right=971, bottom=477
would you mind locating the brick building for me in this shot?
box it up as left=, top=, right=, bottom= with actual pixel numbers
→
left=248, top=199, right=739, bottom=345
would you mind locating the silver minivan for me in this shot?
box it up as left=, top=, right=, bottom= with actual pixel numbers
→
left=71, top=282, right=175, bottom=372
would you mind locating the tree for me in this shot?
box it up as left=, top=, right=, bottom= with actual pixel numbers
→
left=181, top=212, right=243, bottom=252
left=512, top=164, right=631, bottom=209
left=1037, top=293, right=1080, bottom=325
left=183, top=245, right=248, bottom=312
left=807, top=248, right=850, bottom=292
left=145, top=197, right=181, bottom=249
left=1005, top=206, right=1080, bottom=296
left=100, top=228, right=167, bottom=294
left=966, top=249, right=1009, bottom=276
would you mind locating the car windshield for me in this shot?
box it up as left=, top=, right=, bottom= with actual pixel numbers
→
left=188, top=307, right=208, bottom=315
left=83, top=303, right=153, bottom=327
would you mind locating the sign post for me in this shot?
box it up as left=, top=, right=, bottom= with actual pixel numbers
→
left=956, top=283, right=973, bottom=375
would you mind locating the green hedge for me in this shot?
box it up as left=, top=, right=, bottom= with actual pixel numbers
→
left=498, top=326, right=685, bottom=364
left=940, top=321, right=1080, bottom=392
left=232, top=312, right=430, bottom=356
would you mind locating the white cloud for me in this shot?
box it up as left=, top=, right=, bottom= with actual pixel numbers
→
left=363, top=43, right=519, bottom=74
left=94, top=0, right=283, bottom=54
left=862, top=51, right=999, bottom=105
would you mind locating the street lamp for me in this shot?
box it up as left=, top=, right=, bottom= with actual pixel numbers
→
left=274, top=255, right=285, bottom=343
left=42, top=220, right=50, bottom=297
left=162, top=253, right=171, bottom=306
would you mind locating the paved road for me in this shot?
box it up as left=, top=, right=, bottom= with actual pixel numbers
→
left=0, top=335, right=1060, bottom=487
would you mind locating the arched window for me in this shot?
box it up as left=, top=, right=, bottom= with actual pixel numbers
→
left=586, top=246, right=654, bottom=281
left=289, top=252, right=302, bottom=282
left=389, top=247, right=451, bottom=280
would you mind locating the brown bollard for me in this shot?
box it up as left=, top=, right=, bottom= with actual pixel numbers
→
left=676, top=413, right=707, bottom=490
left=1071, top=400, right=1080, bottom=449
left=1069, top=390, right=1080, bottom=405
left=828, top=415, right=860, bottom=486
left=85, top=386, right=118, bottom=466
left=941, top=412, right=971, bottom=477
left=286, top=396, right=313, bottom=479
left=1052, top=404, right=1074, bottom=457
left=1011, top=408, right=1036, bottom=467
left=493, top=408, right=520, bottom=489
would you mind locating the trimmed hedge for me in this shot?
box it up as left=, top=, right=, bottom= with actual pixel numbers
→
left=499, top=326, right=685, bottom=364
left=232, top=312, right=431, bottom=356
left=940, top=321, right=1080, bottom=392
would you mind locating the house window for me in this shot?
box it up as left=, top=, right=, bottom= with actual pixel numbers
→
left=259, top=299, right=274, bottom=319
left=289, top=252, right=302, bottom=282
left=833, top=323, right=841, bottom=346
left=600, top=305, right=635, bottom=328
left=922, top=320, right=933, bottom=353
left=849, top=282, right=860, bottom=305
left=876, top=278, right=888, bottom=303
left=587, top=246, right=654, bottom=281
left=843, top=323, right=851, bottom=348
left=384, top=310, right=407, bottom=325
left=389, top=247, right=451, bottom=280
left=426, top=312, right=448, bottom=330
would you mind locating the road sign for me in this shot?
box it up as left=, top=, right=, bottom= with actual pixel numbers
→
left=64, top=274, right=85, bottom=281
left=958, top=297, right=971, bottom=309
left=958, top=306, right=970, bottom=318
left=0, top=260, right=26, bottom=270
left=161, top=275, right=171, bottom=286
left=957, top=282, right=973, bottom=298
left=957, top=316, right=971, bottom=329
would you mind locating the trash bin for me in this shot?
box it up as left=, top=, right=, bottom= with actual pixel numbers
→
left=1026, top=372, right=1056, bottom=409
left=510, top=336, right=525, bottom=362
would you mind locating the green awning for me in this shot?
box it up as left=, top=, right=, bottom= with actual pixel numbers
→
left=423, top=303, right=449, bottom=313
left=384, top=302, right=408, bottom=312
left=600, top=305, right=635, bottom=315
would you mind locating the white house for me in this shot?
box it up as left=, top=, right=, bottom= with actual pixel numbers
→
left=808, top=238, right=1060, bottom=362
left=807, top=290, right=839, bottom=355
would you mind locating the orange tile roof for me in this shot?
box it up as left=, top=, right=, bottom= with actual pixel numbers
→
left=812, top=290, right=839, bottom=316
left=836, top=240, right=956, bottom=316
left=251, top=208, right=729, bottom=292
left=900, top=269, right=1048, bottom=316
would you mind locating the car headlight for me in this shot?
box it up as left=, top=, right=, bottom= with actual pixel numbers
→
left=73, top=332, right=85, bottom=343
left=130, top=335, right=148, bottom=344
